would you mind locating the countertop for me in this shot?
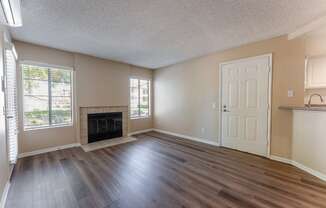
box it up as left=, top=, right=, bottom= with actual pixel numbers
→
left=279, top=105, right=326, bottom=112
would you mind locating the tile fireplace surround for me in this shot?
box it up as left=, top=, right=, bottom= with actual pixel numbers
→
left=80, top=106, right=128, bottom=145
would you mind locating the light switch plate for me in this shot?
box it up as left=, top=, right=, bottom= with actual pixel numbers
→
left=212, top=102, right=217, bottom=109
left=288, top=89, right=294, bottom=97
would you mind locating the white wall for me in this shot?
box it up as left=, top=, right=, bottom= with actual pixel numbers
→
left=292, top=110, right=326, bottom=175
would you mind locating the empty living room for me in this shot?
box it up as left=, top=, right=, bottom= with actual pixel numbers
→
left=2, top=0, right=326, bottom=207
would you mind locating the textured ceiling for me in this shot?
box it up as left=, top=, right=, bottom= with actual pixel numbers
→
left=11, top=0, right=326, bottom=69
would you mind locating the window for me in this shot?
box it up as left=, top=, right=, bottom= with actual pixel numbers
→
left=5, top=48, right=18, bottom=164
left=130, top=78, right=150, bottom=118
left=22, top=64, right=73, bottom=129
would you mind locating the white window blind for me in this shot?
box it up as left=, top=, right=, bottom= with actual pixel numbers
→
left=5, top=49, right=18, bottom=164
left=22, top=64, right=73, bottom=129
left=130, top=78, right=150, bottom=118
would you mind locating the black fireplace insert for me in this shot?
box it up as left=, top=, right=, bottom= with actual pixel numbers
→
left=88, top=112, right=123, bottom=143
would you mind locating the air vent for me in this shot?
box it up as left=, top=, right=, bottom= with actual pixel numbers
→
left=0, top=0, right=22, bottom=27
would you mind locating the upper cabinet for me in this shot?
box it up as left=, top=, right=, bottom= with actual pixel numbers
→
left=305, top=55, right=326, bottom=89
left=304, top=27, right=326, bottom=90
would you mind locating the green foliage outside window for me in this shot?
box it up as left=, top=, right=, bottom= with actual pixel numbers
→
left=22, top=64, right=72, bottom=129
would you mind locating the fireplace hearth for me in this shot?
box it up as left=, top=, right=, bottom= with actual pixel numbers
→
left=87, top=112, right=123, bottom=143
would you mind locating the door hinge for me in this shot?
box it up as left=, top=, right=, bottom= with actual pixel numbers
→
left=1, top=76, right=4, bottom=92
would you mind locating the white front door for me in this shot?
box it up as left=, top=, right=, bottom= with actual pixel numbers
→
left=220, top=55, right=271, bottom=157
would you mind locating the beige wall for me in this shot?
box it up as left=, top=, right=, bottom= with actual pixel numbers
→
left=154, top=35, right=305, bottom=159
left=15, top=41, right=77, bottom=154
left=15, top=41, right=153, bottom=154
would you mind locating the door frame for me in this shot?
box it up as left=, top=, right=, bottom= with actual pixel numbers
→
left=218, top=53, right=273, bottom=157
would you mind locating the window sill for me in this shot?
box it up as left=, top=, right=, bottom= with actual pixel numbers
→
left=130, top=116, right=151, bottom=120
left=24, top=124, right=73, bottom=131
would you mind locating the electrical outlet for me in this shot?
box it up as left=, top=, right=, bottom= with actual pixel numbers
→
left=201, top=128, right=205, bottom=134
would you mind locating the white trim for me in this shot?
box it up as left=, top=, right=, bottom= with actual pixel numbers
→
left=218, top=54, right=273, bottom=157
left=269, top=155, right=292, bottom=165
left=20, top=63, right=74, bottom=130
left=18, top=143, right=81, bottom=158
left=153, top=129, right=220, bottom=146
left=270, top=155, right=326, bottom=182
left=130, top=116, right=152, bottom=120
left=292, top=161, right=326, bottom=182
left=3, top=42, right=17, bottom=60
left=19, top=60, right=74, bottom=71
left=218, top=54, right=273, bottom=66
left=129, top=78, right=151, bottom=118
left=128, top=128, right=154, bottom=136
left=288, top=15, right=326, bottom=40
left=266, top=55, right=273, bottom=157
left=0, top=181, right=10, bottom=208
left=24, top=124, right=73, bottom=131
left=218, top=58, right=223, bottom=146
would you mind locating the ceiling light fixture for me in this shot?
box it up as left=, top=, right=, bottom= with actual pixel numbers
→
left=0, top=0, right=22, bottom=27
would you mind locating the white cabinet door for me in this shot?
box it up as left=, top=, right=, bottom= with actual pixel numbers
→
left=306, top=56, right=326, bottom=89
left=221, top=55, right=271, bottom=157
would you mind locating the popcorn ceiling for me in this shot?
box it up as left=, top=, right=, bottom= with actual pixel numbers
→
left=11, top=0, right=326, bottom=69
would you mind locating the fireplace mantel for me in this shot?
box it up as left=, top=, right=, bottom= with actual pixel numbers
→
left=80, top=106, right=128, bottom=145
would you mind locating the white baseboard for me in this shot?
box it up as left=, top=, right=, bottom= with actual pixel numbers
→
left=18, top=143, right=81, bottom=158
left=269, top=155, right=293, bottom=165
left=292, top=161, right=326, bottom=182
left=270, top=155, right=326, bottom=182
left=0, top=181, right=10, bottom=208
left=152, top=129, right=220, bottom=146
left=128, top=128, right=154, bottom=136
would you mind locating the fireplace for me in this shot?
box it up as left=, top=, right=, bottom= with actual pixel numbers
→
left=87, top=112, right=123, bottom=143
left=80, top=106, right=128, bottom=145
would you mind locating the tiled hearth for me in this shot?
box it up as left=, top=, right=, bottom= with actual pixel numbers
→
left=80, top=106, right=128, bottom=145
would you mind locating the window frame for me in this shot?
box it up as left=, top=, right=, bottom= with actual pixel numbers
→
left=21, top=62, right=74, bottom=131
left=129, top=77, right=151, bottom=119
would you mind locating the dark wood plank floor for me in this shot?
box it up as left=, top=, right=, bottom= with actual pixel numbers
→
left=6, top=131, right=326, bottom=208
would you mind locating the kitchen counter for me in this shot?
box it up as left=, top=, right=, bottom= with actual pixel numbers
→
left=290, top=110, right=326, bottom=177
left=279, top=105, right=326, bottom=112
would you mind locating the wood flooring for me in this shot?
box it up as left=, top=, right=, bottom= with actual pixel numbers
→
left=5, top=131, right=326, bottom=208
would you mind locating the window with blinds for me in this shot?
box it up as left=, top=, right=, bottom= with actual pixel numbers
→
left=22, top=64, right=73, bottom=129
left=130, top=78, right=150, bottom=118
left=5, top=49, right=18, bottom=164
